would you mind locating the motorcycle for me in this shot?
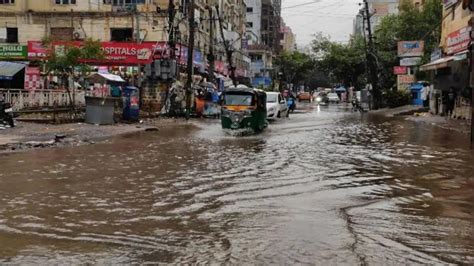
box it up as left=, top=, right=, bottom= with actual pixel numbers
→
left=287, top=97, right=296, bottom=113
left=0, top=101, right=14, bottom=127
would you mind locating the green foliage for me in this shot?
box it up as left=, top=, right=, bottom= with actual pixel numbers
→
left=43, top=38, right=104, bottom=76
left=309, top=0, right=442, bottom=98
left=373, top=0, right=442, bottom=91
left=383, top=89, right=412, bottom=108
left=274, top=51, right=314, bottom=87
left=311, top=33, right=367, bottom=88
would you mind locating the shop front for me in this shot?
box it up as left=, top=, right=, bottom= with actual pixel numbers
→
left=421, top=25, right=472, bottom=118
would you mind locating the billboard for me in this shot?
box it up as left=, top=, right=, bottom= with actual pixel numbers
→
left=0, top=44, right=27, bottom=59
left=446, top=26, right=471, bottom=55
left=400, top=57, right=422, bottom=66
left=393, top=66, right=408, bottom=75
left=398, top=41, right=425, bottom=57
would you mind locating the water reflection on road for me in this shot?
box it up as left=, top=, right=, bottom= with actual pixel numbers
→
left=0, top=104, right=473, bottom=264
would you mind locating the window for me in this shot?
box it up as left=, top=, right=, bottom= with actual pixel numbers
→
left=51, top=28, right=73, bottom=41
left=111, top=28, right=133, bottom=41
left=104, top=0, right=145, bottom=5
left=247, top=7, right=253, bottom=12
left=55, top=0, right=76, bottom=4
left=0, top=0, right=15, bottom=4
left=6, top=28, right=18, bottom=43
left=246, top=22, right=253, bottom=28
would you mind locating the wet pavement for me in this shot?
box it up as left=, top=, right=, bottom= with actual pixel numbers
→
left=0, top=104, right=473, bottom=264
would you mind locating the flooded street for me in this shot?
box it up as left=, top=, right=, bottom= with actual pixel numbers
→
left=0, top=105, right=473, bottom=264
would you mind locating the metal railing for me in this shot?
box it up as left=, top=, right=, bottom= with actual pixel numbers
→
left=0, top=89, right=85, bottom=111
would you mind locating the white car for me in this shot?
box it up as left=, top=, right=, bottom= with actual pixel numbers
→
left=266, top=92, right=289, bottom=120
left=327, top=93, right=340, bottom=104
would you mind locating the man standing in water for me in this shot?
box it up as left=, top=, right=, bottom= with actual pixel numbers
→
left=447, top=87, right=456, bottom=118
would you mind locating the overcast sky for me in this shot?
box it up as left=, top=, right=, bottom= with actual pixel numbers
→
left=281, top=0, right=361, bottom=47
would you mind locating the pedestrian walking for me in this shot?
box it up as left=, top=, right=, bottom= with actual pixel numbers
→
left=447, top=87, right=456, bottom=118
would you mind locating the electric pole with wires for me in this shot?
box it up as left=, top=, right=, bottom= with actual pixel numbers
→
left=215, top=3, right=237, bottom=87
left=363, top=0, right=380, bottom=109
left=185, top=0, right=196, bottom=120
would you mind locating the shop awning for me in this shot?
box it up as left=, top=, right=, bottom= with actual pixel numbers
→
left=420, top=56, right=454, bottom=71
left=0, top=61, right=26, bottom=80
left=88, top=73, right=125, bottom=83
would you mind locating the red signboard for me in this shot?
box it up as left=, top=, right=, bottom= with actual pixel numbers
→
left=28, top=41, right=156, bottom=65
left=447, top=26, right=472, bottom=55
left=393, top=66, right=408, bottom=75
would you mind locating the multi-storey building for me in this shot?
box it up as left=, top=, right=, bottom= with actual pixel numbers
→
left=353, top=0, right=399, bottom=36
left=245, top=0, right=281, bottom=88
left=0, top=0, right=249, bottom=79
left=280, top=21, right=295, bottom=52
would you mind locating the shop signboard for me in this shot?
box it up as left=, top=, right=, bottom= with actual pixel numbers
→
left=28, top=41, right=156, bottom=64
left=446, top=26, right=472, bottom=55
left=430, top=48, right=442, bottom=62
left=443, top=0, right=458, bottom=8
left=397, top=74, right=415, bottom=91
left=398, top=41, right=424, bottom=57
left=400, top=57, right=422, bottom=66
left=0, top=44, right=27, bottom=59
left=393, top=66, right=407, bottom=75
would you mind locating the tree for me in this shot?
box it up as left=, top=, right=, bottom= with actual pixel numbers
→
left=42, top=38, right=104, bottom=115
left=311, top=33, right=367, bottom=88
left=373, top=0, right=443, bottom=91
left=274, top=51, right=314, bottom=90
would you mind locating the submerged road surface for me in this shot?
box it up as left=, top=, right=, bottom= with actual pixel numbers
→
left=0, top=105, right=473, bottom=264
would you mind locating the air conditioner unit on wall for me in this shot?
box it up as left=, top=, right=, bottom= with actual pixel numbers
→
left=73, top=30, right=85, bottom=40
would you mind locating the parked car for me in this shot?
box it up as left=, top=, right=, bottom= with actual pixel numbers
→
left=266, top=92, right=289, bottom=120
left=297, top=92, right=313, bottom=102
left=327, top=93, right=340, bottom=104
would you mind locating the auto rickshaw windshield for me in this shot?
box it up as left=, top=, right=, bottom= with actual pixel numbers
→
left=224, top=93, right=254, bottom=106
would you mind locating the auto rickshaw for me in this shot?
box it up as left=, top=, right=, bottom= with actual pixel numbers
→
left=221, top=85, right=267, bottom=133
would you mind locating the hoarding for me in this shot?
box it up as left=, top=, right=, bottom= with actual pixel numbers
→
left=446, top=26, right=471, bottom=55
left=0, top=44, right=27, bottom=59
left=393, top=66, right=408, bottom=75
left=400, top=57, right=422, bottom=66
left=397, top=74, right=415, bottom=91
left=28, top=41, right=204, bottom=67
left=398, top=41, right=425, bottom=57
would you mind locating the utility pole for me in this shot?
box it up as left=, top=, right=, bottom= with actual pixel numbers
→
left=216, top=3, right=237, bottom=87
left=135, top=10, right=143, bottom=107
left=363, top=0, right=380, bottom=109
left=470, top=41, right=474, bottom=146
left=185, top=0, right=196, bottom=119
left=168, top=0, right=176, bottom=60
left=207, top=5, right=216, bottom=84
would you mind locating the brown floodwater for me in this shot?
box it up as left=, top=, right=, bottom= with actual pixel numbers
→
left=0, top=105, right=473, bottom=264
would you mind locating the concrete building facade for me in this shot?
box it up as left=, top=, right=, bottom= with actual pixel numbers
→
left=0, top=0, right=249, bottom=78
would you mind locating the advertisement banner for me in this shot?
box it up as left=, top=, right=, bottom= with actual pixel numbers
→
left=0, top=44, right=27, bottom=59
left=397, top=74, right=415, bottom=91
left=393, top=66, right=408, bottom=75
left=24, top=66, right=41, bottom=91
left=400, top=57, right=422, bottom=66
left=430, top=48, right=442, bottom=62
left=28, top=41, right=156, bottom=65
left=446, top=26, right=471, bottom=55
left=398, top=41, right=425, bottom=57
